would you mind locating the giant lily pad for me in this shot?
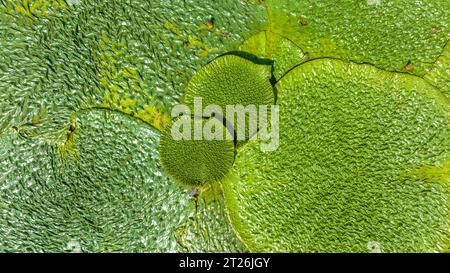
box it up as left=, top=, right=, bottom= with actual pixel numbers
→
left=224, top=59, right=450, bottom=252
left=0, top=109, right=243, bottom=252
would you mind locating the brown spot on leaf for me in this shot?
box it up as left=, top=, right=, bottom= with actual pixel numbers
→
left=206, top=17, right=215, bottom=30
left=299, top=19, right=309, bottom=27
left=188, top=188, right=199, bottom=198
left=404, top=60, right=413, bottom=72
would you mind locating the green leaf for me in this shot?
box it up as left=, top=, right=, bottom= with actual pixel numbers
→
left=224, top=59, right=450, bottom=252
left=239, top=31, right=305, bottom=79
left=1, top=0, right=449, bottom=253
left=0, top=0, right=267, bottom=140
left=183, top=54, right=274, bottom=146
left=160, top=116, right=235, bottom=187
left=184, top=55, right=274, bottom=110
left=0, top=0, right=264, bottom=251
left=0, top=109, right=244, bottom=252
left=0, top=109, right=187, bottom=252
left=425, top=42, right=450, bottom=99
left=263, top=0, right=450, bottom=76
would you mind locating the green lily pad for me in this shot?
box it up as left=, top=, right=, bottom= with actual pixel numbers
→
left=1, top=0, right=449, bottom=253
left=0, top=109, right=243, bottom=252
left=160, top=116, right=235, bottom=187
left=0, top=0, right=266, bottom=140
left=224, top=59, right=450, bottom=252
left=263, top=0, right=450, bottom=75
left=183, top=55, right=274, bottom=146
left=184, top=55, right=274, bottom=110
left=0, top=0, right=264, bottom=253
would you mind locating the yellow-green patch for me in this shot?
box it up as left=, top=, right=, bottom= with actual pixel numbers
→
left=424, top=42, right=450, bottom=100
left=239, top=31, right=305, bottom=79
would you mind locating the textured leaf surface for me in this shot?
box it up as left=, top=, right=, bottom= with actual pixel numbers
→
left=239, top=31, right=305, bottom=80
left=183, top=54, right=275, bottom=146
left=184, top=55, right=274, bottom=110
left=160, top=116, right=235, bottom=187
left=0, top=0, right=266, bottom=139
left=0, top=109, right=187, bottom=252
left=0, top=0, right=261, bottom=252
left=425, top=42, right=450, bottom=99
left=1, top=0, right=450, bottom=253
left=224, top=59, right=450, bottom=252
left=263, top=0, right=450, bottom=76
left=0, top=109, right=243, bottom=252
